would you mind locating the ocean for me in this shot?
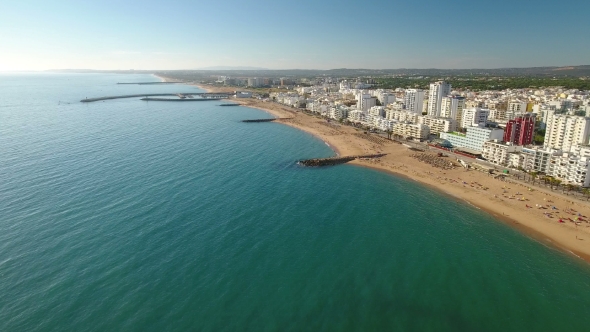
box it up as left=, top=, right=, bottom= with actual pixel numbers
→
left=2, top=73, right=590, bottom=331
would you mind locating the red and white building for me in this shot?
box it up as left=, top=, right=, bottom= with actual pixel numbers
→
left=503, top=113, right=535, bottom=146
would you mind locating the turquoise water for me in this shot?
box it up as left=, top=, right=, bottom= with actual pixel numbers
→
left=2, top=73, right=590, bottom=331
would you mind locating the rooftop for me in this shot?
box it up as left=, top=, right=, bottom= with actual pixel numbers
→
left=447, top=132, right=467, bottom=137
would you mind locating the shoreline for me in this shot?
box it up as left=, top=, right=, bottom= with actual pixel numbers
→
left=170, top=79, right=590, bottom=264
left=358, top=161, right=590, bottom=263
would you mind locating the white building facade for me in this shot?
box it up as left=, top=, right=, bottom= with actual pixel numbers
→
left=439, top=125, right=504, bottom=153
left=404, top=89, right=425, bottom=114
left=544, top=114, right=590, bottom=152
left=461, top=108, right=490, bottom=129
left=427, top=81, right=451, bottom=117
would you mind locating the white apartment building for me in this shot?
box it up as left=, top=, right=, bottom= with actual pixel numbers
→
left=547, top=153, right=590, bottom=186
left=386, top=109, right=419, bottom=124
left=390, top=101, right=405, bottom=111
left=481, top=140, right=522, bottom=166
left=348, top=110, right=366, bottom=122
left=393, top=123, right=430, bottom=140
left=508, top=101, right=528, bottom=114
left=377, top=92, right=396, bottom=106
left=488, top=109, right=506, bottom=122
left=497, top=145, right=590, bottom=186
left=247, top=77, right=263, bottom=87
left=427, top=81, right=451, bottom=117
left=549, top=99, right=580, bottom=112
left=375, top=118, right=396, bottom=131
left=520, top=147, right=556, bottom=173
left=461, top=108, right=490, bottom=129
left=404, top=89, right=425, bottom=114
left=440, top=96, right=465, bottom=123
left=356, top=93, right=377, bottom=112
left=508, top=153, right=526, bottom=169
left=439, top=125, right=504, bottom=153
left=311, top=102, right=328, bottom=115
left=418, top=116, right=457, bottom=135
left=484, top=100, right=501, bottom=111
left=368, top=106, right=386, bottom=117
left=532, top=104, right=556, bottom=128
left=544, top=114, right=590, bottom=152
left=329, top=107, right=349, bottom=120
left=570, top=145, right=590, bottom=158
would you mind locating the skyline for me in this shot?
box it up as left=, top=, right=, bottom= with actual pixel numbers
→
left=1, top=0, right=590, bottom=71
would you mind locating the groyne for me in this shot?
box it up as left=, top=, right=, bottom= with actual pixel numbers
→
left=299, top=154, right=387, bottom=167
left=241, top=118, right=293, bottom=123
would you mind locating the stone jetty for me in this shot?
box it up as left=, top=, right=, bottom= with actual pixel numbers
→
left=242, top=118, right=293, bottom=123
left=299, top=154, right=387, bottom=167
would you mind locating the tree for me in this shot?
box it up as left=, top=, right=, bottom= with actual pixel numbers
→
left=565, top=184, right=575, bottom=195
left=543, top=176, right=552, bottom=186
left=555, top=179, right=562, bottom=190
left=530, top=171, right=538, bottom=185
left=549, top=178, right=562, bottom=191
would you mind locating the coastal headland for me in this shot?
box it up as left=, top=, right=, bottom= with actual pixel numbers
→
left=159, top=77, right=590, bottom=263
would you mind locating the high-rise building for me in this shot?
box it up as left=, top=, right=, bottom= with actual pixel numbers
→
left=356, top=93, right=377, bottom=112
left=506, top=101, right=528, bottom=120
left=544, top=114, right=590, bottom=152
left=378, top=92, right=396, bottom=106
left=247, top=77, right=263, bottom=87
left=440, top=96, right=465, bottom=123
left=427, top=81, right=451, bottom=117
left=461, top=108, right=490, bottom=129
left=404, top=89, right=425, bottom=114
left=503, top=113, right=536, bottom=145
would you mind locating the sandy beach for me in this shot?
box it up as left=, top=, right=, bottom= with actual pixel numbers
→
left=163, top=78, right=590, bottom=263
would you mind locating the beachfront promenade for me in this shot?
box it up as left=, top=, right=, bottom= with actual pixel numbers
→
left=80, top=93, right=232, bottom=103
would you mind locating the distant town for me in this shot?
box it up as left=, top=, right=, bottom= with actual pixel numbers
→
left=161, top=69, right=590, bottom=189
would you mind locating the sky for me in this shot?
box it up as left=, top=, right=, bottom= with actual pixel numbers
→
left=1, top=0, right=589, bottom=71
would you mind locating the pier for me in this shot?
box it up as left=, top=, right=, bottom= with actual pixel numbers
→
left=80, top=93, right=232, bottom=103
left=298, top=154, right=387, bottom=167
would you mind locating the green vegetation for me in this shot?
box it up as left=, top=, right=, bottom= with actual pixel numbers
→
left=533, top=128, right=545, bottom=145
left=374, top=76, right=590, bottom=91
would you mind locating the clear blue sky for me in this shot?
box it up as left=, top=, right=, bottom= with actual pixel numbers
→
left=1, top=0, right=588, bottom=70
